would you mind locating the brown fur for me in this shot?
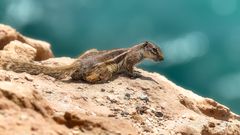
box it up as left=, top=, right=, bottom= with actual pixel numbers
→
left=1, top=41, right=164, bottom=83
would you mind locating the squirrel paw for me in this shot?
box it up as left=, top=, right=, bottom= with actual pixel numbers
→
left=127, top=71, right=142, bottom=78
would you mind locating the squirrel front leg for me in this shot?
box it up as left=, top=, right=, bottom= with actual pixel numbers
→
left=125, top=66, right=141, bottom=78
left=124, top=54, right=142, bottom=78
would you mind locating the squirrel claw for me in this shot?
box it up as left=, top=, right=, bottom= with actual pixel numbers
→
left=128, top=71, right=142, bottom=78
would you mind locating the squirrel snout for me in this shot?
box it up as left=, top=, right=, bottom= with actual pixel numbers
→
left=158, top=54, right=164, bottom=61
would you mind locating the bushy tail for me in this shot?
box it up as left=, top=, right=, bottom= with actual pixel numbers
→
left=1, top=59, right=75, bottom=79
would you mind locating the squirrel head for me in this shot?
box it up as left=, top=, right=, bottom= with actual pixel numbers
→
left=141, top=41, right=164, bottom=61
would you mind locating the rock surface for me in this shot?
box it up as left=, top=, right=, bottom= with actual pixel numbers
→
left=0, top=24, right=240, bottom=135
left=0, top=40, right=37, bottom=62
left=0, top=24, right=53, bottom=61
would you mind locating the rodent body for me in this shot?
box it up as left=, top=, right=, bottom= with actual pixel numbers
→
left=1, top=41, right=164, bottom=83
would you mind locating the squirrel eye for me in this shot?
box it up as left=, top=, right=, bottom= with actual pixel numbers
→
left=151, top=48, right=158, bottom=54
left=153, top=48, right=158, bottom=53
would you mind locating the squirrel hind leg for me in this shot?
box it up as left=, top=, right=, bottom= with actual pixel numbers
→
left=71, top=69, right=83, bottom=80
left=83, top=64, right=113, bottom=83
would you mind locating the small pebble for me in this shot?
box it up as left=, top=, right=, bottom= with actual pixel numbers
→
left=209, top=122, right=215, bottom=128
left=124, top=93, right=131, bottom=100
left=108, top=114, right=117, bottom=117
left=24, top=74, right=33, bottom=81
left=109, top=90, right=114, bottom=93
left=3, top=76, right=11, bottom=81
left=19, top=114, right=28, bottom=121
left=72, top=129, right=80, bottom=134
left=141, top=87, right=150, bottom=91
left=126, top=87, right=133, bottom=90
left=77, top=87, right=83, bottom=89
left=139, top=94, right=149, bottom=102
left=111, top=108, right=121, bottom=112
left=189, top=116, right=194, bottom=120
left=121, top=111, right=129, bottom=117
left=143, top=125, right=153, bottom=132
left=45, top=91, right=53, bottom=94
left=106, top=96, right=118, bottom=103
left=101, top=88, right=105, bottom=92
left=31, top=126, right=38, bottom=131
left=13, top=77, right=19, bottom=80
left=136, top=106, right=148, bottom=115
left=154, top=111, right=163, bottom=117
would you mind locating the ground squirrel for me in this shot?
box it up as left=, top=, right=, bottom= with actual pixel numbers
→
left=1, top=41, right=164, bottom=83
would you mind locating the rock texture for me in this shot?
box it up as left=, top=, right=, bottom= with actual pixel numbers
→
left=0, top=24, right=53, bottom=61
left=0, top=24, right=240, bottom=135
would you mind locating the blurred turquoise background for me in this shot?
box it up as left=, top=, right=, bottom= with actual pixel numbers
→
left=0, top=0, right=240, bottom=113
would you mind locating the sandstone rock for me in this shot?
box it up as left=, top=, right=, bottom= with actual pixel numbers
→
left=0, top=24, right=21, bottom=49
left=53, top=111, right=138, bottom=135
left=0, top=24, right=53, bottom=60
left=22, top=36, right=54, bottom=61
left=0, top=81, right=53, bottom=116
left=0, top=81, right=70, bottom=135
left=0, top=24, right=239, bottom=134
left=0, top=40, right=37, bottom=61
left=0, top=63, right=239, bottom=134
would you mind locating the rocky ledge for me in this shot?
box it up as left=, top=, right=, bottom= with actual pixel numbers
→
left=0, top=24, right=239, bottom=135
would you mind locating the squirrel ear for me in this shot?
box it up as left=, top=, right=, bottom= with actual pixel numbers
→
left=143, top=41, right=149, bottom=48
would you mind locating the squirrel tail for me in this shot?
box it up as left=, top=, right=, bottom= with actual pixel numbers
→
left=1, top=59, right=75, bottom=79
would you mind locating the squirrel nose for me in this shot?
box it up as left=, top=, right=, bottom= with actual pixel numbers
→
left=159, top=55, right=164, bottom=61
left=159, top=57, right=164, bottom=61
